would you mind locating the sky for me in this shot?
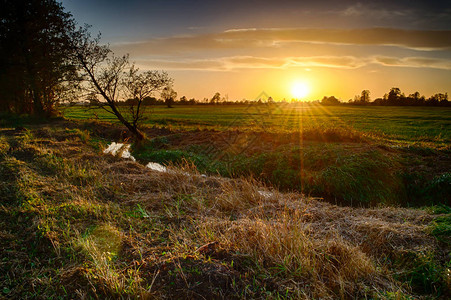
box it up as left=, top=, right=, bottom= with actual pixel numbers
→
left=62, top=0, right=451, bottom=101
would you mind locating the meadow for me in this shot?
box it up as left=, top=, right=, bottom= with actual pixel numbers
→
left=2, top=106, right=449, bottom=298
left=0, top=122, right=450, bottom=298
left=62, top=104, right=451, bottom=207
left=62, top=104, right=451, bottom=144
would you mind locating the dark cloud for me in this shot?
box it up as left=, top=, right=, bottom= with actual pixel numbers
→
left=63, top=0, right=451, bottom=41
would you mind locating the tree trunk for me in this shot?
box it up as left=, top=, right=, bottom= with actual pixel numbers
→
left=80, top=57, right=145, bottom=141
left=107, top=99, right=144, bottom=141
left=32, top=92, right=44, bottom=115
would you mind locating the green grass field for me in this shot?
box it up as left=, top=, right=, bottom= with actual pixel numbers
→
left=62, top=104, right=451, bottom=144
left=1, top=110, right=450, bottom=298
left=0, top=125, right=449, bottom=298
left=58, top=104, right=451, bottom=207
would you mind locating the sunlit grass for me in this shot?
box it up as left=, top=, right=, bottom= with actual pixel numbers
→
left=61, top=104, right=451, bottom=145
left=0, top=123, right=449, bottom=298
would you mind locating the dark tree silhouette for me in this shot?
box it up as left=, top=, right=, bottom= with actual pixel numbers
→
left=352, top=88, right=449, bottom=107
left=70, top=26, right=172, bottom=141
left=210, top=92, right=221, bottom=104
left=321, top=96, right=340, bottom=105
left=179, top=96, right=188, bottom=104
left=161, top=86, right=177, bottom=108
left=360, top=90, right=370, bottom=104
left=387, top=87, right=402, bottom=105
left=0, top=0, right=78, bottom=115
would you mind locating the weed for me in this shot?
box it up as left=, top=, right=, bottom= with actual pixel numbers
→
left=430, top=214, right=451, bottom=244
left=393, top=251, right=448, bottom=295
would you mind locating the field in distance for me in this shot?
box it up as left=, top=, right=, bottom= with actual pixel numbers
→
left=62, top=104, right=451, bottom=144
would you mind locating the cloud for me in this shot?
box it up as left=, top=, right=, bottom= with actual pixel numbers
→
left=226, top=56, right=366, bottom=69
left=136, top=58, right=225, bottom=71
left=114, top=27, right=451, bottom=56
left=341, top=3, right=413, bottom=19
left=221, top=28, right=451, bottom=50
left=118, top=27, right=451, bottom=72
left=135, top=55, right=451, bottom=71
left=135, top=55, right=366, bottom=71
left=374, top=56, right=451, bottom=70
left=288, top=56, right=367, bottom=69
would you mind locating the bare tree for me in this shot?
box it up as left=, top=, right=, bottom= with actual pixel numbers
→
left=70, top=26, right=171, bottom=141
left=123, top=66, right=172, bottom=128
left=161, top=86, right=177, bottom=108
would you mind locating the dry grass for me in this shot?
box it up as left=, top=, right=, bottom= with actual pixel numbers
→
left=0, top=124, right=449, bottom=299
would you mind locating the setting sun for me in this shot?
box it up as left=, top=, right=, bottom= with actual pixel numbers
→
left=291, top=82, right=310, bottom=99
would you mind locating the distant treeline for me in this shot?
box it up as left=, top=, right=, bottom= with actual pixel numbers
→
left=321, top=88, right=450, bottom=106
left=66, top=88, right=450, bottom=107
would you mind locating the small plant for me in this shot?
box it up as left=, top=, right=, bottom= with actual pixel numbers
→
left=393, top=251, right=447, bottom=295
left=430, top=214, right=451, bottom=244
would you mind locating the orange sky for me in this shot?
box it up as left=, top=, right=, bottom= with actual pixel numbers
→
left=63, top=0, right=451, bottom=101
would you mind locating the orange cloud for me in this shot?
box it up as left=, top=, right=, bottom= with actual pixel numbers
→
left=114, top=27, right=451, bottom=56
left=135, top=55, right=451, bottom=71
left=373, top=56, right=451, bottom=70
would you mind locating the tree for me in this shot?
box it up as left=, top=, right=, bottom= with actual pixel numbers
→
left=142, top=96, right=158, bottom=106
left=161, top=86, right=177, bottom=108
left=407, top=91, right=424, bottom=106
left=360, top=90, right=370, bottom=103
left=0, top=0, right=78, bottom=115
left=70, top=26, right=172, bottom=140
left=123, top=66, right=172, bottom=129
left=210, top=92, right=221, bottom=104
left=428, top=93, right=448, bottom=106
left=387, top=87, right=402, bottom=104
left=321, top=96, right=340, bottom=105
left=179, top=96, right=188, bottom=104
left=409, top=91, right=421, bottom=101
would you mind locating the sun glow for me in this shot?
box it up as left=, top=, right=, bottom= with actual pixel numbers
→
left=291, top=82, right=310, bottom=99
